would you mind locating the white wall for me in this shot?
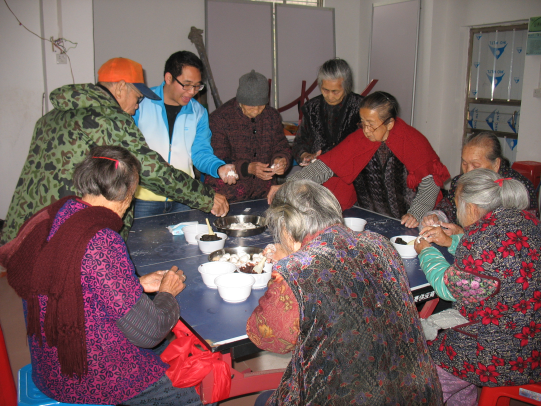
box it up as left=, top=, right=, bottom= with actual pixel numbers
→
left=0, top=1, right=44, bottom=220
left=355, top=0, right=541, bottom=179
left=93, top=0, right=204, bottom=88
left=41, top=0, right=95, bottom=111
left=518, top=53, right=541, bottom=163
left=326, top=0, right=365, bottom=92
left=0, top=0, right=94, bottom=219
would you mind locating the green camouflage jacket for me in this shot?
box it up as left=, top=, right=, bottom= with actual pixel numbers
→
left=1, top=83, right=215, bottom=244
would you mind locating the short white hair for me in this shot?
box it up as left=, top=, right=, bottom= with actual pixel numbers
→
left=456, top=168, right=529, bottom=221
left=266, top=180, right=344, bottom=252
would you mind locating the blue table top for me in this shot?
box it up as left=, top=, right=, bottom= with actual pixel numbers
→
left=127, top=199, right=451, bottom=348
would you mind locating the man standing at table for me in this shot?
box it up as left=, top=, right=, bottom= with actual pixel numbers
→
left=0, top=57, right=228, bottom=245
left=133, top=51, right=236, bottom=217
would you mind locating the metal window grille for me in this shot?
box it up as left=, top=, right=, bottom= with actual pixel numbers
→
left=463, top=23, right=528, bottom=163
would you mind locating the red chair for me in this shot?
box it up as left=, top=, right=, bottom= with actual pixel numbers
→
left=512, top=161, right=541, bottom=190
left=0, top=321, right=17, bottom=406
left=478, top=383, right=541, bottom=406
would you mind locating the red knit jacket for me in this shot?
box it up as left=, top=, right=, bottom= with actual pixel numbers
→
left=319, top=117, right=450, bottom=210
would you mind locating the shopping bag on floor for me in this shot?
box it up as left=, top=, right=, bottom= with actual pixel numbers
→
left=160, top=320, right=231, bottom=403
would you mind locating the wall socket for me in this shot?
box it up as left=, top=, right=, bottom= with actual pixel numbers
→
left=56, top=53, right=67, bottom=64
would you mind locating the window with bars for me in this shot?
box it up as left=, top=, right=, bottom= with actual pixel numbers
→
left=463, top=23, right=528, bottom=163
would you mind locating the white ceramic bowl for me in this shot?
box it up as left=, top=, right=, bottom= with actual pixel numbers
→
left=198, top=262, right=237, bottom=289
left=236, top=260, right=273, bottom=289
left=344, top=217, right=367, bottom=232
left=214, top=273, right=255, bottom=303
left=248, top=267, right=273, bottom=289
left=390, top=235, right=418, bottom=259
left=183, top=224, right=208, bottom=245
left=195, top=232, right=228, bottom=254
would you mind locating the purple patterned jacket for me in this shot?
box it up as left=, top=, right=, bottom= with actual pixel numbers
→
left=27, top=199, right=167, bottom=405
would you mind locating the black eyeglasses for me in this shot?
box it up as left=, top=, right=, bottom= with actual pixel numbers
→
left=359, top=117, right=391, bottom=133
left=136, top=95, right=144, bottom=104
left=172, top=76, right=205, bottom=92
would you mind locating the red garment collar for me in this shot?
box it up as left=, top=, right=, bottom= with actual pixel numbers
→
left=319, top=118, right=450, bottom=209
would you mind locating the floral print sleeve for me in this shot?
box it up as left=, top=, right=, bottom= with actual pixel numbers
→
left=444, top=266, right=498, bottom=305
left=247, top=272, right=300, bottom=354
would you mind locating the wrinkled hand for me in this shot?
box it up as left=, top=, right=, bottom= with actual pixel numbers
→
left=211, top=193, right=229, bottom=217
left=439, top=222, right=464, bottom=236
left=218, top=164, right=238, bottom=185
left=139, top=269, right=167, bottom=293
left=401, top=213, right=419, bottom=228
left=421, top=213, right=441, bottom=228
left=299, top=150, right=322, bottom=166
left=414, top=237, right=431, bottom=254
left=271, top=157, right=288, bottom=176
left=419, top=225, right=453, bottom=248
left=158, top=266, right=186, bottom=297
left=249, top=162, right=275, bottom=181
left=267, top=185, right=282, bottom=205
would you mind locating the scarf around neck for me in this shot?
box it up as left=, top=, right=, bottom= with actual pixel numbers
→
left=0, top=196, right=123, bottom=378
left=319, top=117, right=450, bottom=210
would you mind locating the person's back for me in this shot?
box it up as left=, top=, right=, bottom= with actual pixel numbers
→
left=271, top=224, right=442, bottom=405
left=1, top=57, right=224, bottom=245
left=1, top=83, right=128, bottom=243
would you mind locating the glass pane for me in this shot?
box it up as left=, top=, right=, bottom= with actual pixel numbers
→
left=469, top=29, right=527, bottom=101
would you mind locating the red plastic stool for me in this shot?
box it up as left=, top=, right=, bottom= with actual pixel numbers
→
left=0, top=321, right=17, bottom=406
left=512, top=161, right=541, bottom=190
left=478, top=383, right=541, bottom=406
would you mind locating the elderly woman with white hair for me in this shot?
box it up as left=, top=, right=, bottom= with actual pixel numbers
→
left=247, top=180, right=443, bottom=406
left=293, top=58, right=363, bottom=166
left=291, top=59, right=364, bottom=204
left=414, top=168, right=541, bottom=405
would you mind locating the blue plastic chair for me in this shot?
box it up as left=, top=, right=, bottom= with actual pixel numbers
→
left=18, top=364, right=99, bottom=406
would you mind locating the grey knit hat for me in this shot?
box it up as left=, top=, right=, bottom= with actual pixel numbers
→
left=236, top=70, right=269, bottom=106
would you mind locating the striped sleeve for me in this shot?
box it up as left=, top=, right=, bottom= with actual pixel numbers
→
left=408, top=175, right=441, bottom=222
left=116, top=292, right=180, bottom=348
left=418, top=246, right=456, bottom=302
left=287, top=159, right=334, bottom=184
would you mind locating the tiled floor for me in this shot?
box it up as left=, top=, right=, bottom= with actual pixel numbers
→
left=0, top=271, right=289, bottom=406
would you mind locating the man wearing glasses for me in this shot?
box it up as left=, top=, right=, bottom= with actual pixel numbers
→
left=133, top=51, right=235, bottom=217
left=1, top=57, right=228, bottom=246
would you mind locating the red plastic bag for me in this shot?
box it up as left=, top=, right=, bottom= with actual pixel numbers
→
left=160, top=321, right=231, bottom=404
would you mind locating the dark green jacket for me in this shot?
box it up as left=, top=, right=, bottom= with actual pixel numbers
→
left=1, top=83, right=215, bottom=244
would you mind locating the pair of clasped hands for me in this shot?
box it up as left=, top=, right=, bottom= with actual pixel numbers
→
left=413, top=215, right=464, bottom=254
left=217, top=158, right=288, bottom=184
left=139, top=266, right=187, bottom=297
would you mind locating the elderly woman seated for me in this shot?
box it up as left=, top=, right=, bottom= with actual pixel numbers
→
left=422, top=131, right=538, bottom=229
left=247, top=180, right=443, bottom=406
left=0, top=146, right=201, bottom=406
left=204, top=70, right=292, bottom=202
left=414, top=168, right=541, bottom=405
left=269, top=91, right=450, bottom=228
